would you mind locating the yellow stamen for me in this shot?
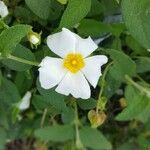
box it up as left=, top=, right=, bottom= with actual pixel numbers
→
left=63, top=53, right=85, bottom=73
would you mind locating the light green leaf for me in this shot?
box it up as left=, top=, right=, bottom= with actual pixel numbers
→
left=80, top=126, right=112, bottom=150
left=35, top=125, right=74, bottom=142
left=106, top=49, right=136, bottom=81
left=122, top=0, right=150, bottom=49
left=135, top=57, right=150, bottom=73
left=2, top=44, right=35, bottom=71
left=0, top=25, right=31, bottom=55
left=59, top=0, right=91, bottom=28
left=116, top=85, right=150, bottom=121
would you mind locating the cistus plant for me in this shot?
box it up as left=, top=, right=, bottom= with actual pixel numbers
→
left=0, top=0, right=150, bottom=150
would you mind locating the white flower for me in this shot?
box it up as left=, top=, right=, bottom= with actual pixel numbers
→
left=19, top=91, right=32, bottom=111
left=0, top=1, right=8, bottom=18
left=38, top=28, right=108, bottom=99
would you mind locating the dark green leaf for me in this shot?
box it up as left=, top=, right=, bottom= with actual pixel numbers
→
left=35, top=125, right=74, bottom=142
left=77, top=19, right=110, bottom=37
left=122, top=0, right=150, bottom=49
left=59, top=0, right=91, bottom=28
left=80, top=126, right=112, bottom=150
left=2, top=44, right=35, bottom=71
left=25, top=0, right=52, bottom=20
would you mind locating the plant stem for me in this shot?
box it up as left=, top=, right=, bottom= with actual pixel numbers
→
left=40, top=108, right=48, bottom=128
left=7, top=54, right=39, bottom=67
left=125, top=75, right=150, bottom=98
left=74, top=101, right=84, bottom=149
left=96, top=62, right=113, bottom=113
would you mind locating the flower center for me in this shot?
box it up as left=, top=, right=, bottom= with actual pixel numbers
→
left=63, top=53, right=85, bottom=73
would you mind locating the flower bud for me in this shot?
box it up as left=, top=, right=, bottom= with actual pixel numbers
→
left=119, top=98, right=127, bottom=108
left=28, top=31, right=42, bottom=48
left=88, top=110, right=107, bottom=128
left=57, top=0, right=68, bottom=5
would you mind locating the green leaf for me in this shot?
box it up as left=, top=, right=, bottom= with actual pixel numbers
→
left=101, top=0, right=119, bottom=15
left=87, top=0, right=104, bottom=17
left=106, top=49, right=136, bottom=81
left=2, top=44, right=35, bottom=71
left=104, top=69, right=121, bottom=98
left=0, top=128, right=7, bottom=150
left=59, top=0, right=91, bottom=28
left=125, top=35, right=148, bottom=55
left=61, top=107, right=75, bottom=123
left=35, top=125, right=74, bottom=142
left=25, top=0, right=52, bottom=20
left=80, top=126, right=112, bottom=150
left=0, top=25, right=31, bottom=55
left=0, top=77, right=21, bottom=107
left=36, top=79, right=67, bottom=112
left=14, top=6, right=34, bottom=24
left=135, top=57, right=150, bottom=73
left=32, top=95, right=67, bottom=114
left=14, top=72, right=33, bottom=95
left=77, top=19, right=110, bottom=37
left=77, top=98, right=96, bottom=110
left=116, top=85, right=150, bottom=121
left=122, top=0, right=150, bottom=49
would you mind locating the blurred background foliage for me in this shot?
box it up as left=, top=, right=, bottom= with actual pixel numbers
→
left=0, top=0, right=150, bottom=149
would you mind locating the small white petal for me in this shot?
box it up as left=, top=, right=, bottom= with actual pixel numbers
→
left=56, top=72, right=91, bottom=99
left=47, top=28, right=76, bottom=58
left=0, top=1, right=8, bottom=18
left=75, top=36, right=98, bottom=58
left=38, top=57, right=67, bottom=89
left=30, top=35, right=39, bottom=44
left=19, top=91, right=32, bottom=111
left=82, top=55, right=108, bottom=88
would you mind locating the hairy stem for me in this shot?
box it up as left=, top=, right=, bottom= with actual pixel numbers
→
left=8, top=54, right=39, bottom=67
left=96, top=62, right=113, bottom=113
left=74, top=101, right=84, bottom=149
left=125, top=75, right=150, bottom=98
left=40, top=108, right=48, bottom=128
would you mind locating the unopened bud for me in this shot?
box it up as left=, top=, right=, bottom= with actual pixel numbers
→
left=119, top=98, right=127, bottom=108
left=88, top=110, right=107, bottom=128
left=57, top=0, right=68, bottom=5
left=28, top=31, right=42, bottom=48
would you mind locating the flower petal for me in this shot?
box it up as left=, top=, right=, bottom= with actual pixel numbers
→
left=75, top=36, right=98, bottom=57
left=47, top=28, right=76, bottom=58
left=55, top=72, right=91, bottom=99
left=38, top=57, right=67, bottom=89
left=19, top=91, right=31, bottom=111
left=0, top=1, right=8, bottom=18
left=82, top=55, right=108, bottom=88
